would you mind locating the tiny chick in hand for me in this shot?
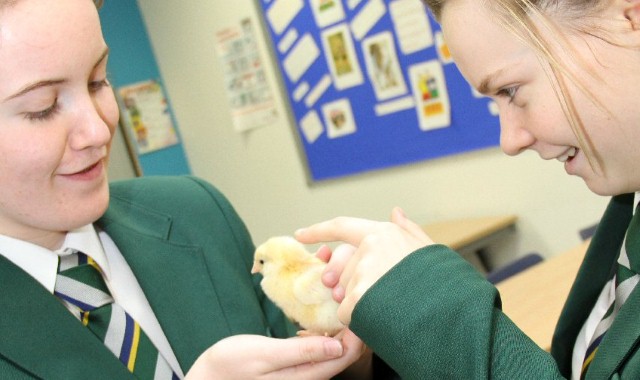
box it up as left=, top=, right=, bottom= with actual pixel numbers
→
left=252, top=236, right=343, bottom=337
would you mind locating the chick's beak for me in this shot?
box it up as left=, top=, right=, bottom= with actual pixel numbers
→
left=251, top=261, right=260, bottom=274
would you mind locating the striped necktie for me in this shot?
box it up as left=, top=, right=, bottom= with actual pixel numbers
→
left=581, top=206, right=640, bottom=378
left=54, top=249, right=179, bottom=380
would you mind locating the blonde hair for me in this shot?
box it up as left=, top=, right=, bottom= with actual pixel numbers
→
left=422, top=0, right=613, bottom=173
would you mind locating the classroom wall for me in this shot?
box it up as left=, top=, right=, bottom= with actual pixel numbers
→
left=135, top=0, right=609, bottom=266
left=100, top=1, right=192, bottom=177
left=108, top=125, right=137, bottom=181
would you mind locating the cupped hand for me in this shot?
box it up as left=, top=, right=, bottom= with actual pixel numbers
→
left=296, top=207, right=433, bottom=325
left=185, top=329, right=367, bottom=380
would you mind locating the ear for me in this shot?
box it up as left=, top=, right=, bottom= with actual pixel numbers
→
left=624, top=0, right=640, bottom=30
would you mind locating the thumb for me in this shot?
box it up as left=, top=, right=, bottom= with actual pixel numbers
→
left=267, top=336, right=344, bottom=368
left=390, top=207, right=431, bottom=240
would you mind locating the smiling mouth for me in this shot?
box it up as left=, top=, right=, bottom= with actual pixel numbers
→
left=557, top=147, right=577, bottom=163
left=64, top=160, right=102, bottom=177
left=78, top=162, right=99, bottom=174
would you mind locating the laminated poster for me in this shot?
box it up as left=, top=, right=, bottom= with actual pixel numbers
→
left=215, top=18, right=279, bottom=132
left=118, top=80, right=179, bottom=155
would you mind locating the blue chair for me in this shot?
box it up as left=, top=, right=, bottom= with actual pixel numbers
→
left=579, top=222, right=599, bottom=241
left=486, top=252, right=544, bottom=284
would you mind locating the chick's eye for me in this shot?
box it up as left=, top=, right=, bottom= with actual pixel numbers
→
left=259, top=260, right=265, bottom=265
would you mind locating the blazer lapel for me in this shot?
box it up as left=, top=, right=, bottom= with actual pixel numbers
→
left=587, top=287, right=640, bottom=378
left=588, top=200, right=640, bottom=378
left=551, top=193, right=634, bottom=376
left=0, top=255, right=133, bottom=379
left=99, top=202, right=232, bottom=373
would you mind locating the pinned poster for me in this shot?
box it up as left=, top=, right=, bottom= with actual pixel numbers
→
left=320, top=23, right=364, bottom=90
left=389, top=0, right=433, bottom=54
left=266, top=0, right=304, bottom=35
left=284, top=34, right=321, bottom=83
left=214, top=18, right=279, bottom=132
left=321, top=98, right=357, bottom=138
left=435, top=31, right=453, bottom=64
left=350, top=0, right=386, bottom=40
left=300, top=110, right=324, bottom=144
left=118, top=80, right=179, bottom=155
left=362, top=31, right=407, bottom=101
left=409, top=60, right=451, bottom=131
left=310, top=0, right=346, bottom=28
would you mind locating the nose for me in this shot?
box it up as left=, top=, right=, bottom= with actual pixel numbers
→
left=498, top=111, right=535, bottom=156
left=69, top=93, right=116, bottom=151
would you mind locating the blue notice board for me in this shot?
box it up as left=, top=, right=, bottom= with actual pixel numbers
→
left=258, top=0, right=500, bottom=181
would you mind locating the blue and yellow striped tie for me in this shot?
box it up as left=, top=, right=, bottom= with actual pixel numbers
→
left=54, top=250, right=179, bottom=380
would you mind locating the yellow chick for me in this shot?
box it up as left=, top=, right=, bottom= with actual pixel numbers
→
left=251, top=236, right=343, bottom=336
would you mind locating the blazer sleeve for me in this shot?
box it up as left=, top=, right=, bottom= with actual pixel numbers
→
left=349, top=244, right=566, bottom=379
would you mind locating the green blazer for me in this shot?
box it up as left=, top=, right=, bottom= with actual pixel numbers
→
left=0, top=176, right=293, bottom=379
left=350, top=194, right=640, bottom=379
left=552, top=193, right=640, bottom=379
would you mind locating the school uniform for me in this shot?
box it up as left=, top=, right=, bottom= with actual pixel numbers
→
left=0, top=176, right=294, bottom=379
left=350, top=193, right=640, bottom=379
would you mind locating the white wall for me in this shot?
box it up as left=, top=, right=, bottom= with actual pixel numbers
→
left=108, top=125, right=137, bottom=181
left=135, top=0, right=608, bottom=267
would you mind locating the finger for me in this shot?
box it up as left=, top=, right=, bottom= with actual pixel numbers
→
left=264, top=336, right=344, bottom=370
left=332, top=285, right=345, bottom=303
left=314, top=244, right=333, bottom=263
left=339, top=273, right=372, bottom=326
left=337, top=296, right=354, bottom=326
left=276, top=330, right=366, bottom=380
left=336, top=244, right=361, bottom=294
left=335, top=251, right=362, bottom=325
left=390, top=207, right=431, bottom=241
left=322, top=244, right=356, bottom=288
left=337, top=236, right=384, bottom=326
left=332, top=329, right=366, bottom=360
left=295, top=216, right=382, bottom=247
left=340, top=328, right=367, bottom=355
left=337, top=329, right=373, bottom=379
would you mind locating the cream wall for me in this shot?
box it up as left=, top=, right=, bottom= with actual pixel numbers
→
left=135, top=0, right=608, bottom=267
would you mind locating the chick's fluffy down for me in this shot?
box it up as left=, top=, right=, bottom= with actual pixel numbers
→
left=252, top=236, right=343, bottom=336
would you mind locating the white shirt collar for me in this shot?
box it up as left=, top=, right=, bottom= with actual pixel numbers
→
left=0, top=224, right=109, bottom=292
left=61, top=224, right=111, bottom=279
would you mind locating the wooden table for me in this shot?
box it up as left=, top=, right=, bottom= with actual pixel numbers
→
left=423, top=215, right=518, bottom=250
left=496, top=239, right=589, bottom=351
left=423, top=215, right=518, bottom=271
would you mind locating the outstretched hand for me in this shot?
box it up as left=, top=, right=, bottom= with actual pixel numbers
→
left=297, top=207, right=433, bottom=324
left=185, top=330, right=367, bottom=380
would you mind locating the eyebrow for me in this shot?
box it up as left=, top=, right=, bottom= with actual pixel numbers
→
left=477, top=67, right=507, bottom=95
left=3, top=47, right=110, bottom=102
